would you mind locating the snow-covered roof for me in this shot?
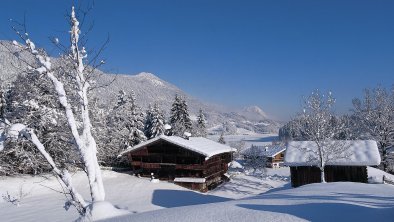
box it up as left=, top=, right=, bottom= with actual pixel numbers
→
left=242, top=145, right=286, bottom=158
left=229, top=160, right=243, bottom=169
left=120, top=135, right=235, bottom=160
left=284, top=140, right=381, bottom=167
left=174, top=177, right=206, bottom=183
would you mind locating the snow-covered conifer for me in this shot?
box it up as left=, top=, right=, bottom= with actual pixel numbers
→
left=218, top=131, right=226, bottom=144
left=144, top=104, right=154, bottom=139
left=0, top=68, right=78, bottom=175
left=181, top=98, right=193, bottom=131
left=169, top=95, right=192, bottom=136
left=194, top=109, right=207, bottom=137
left=169, top=94, right=182, bottom=133
left=115, top=90, right=127, bottom=109
left=150, top=103, right=165, bottom=138
left=0, top=89, right=5, bottom=118
left=128, top=90, right=147, bottom=146
left=107, top=90, right=146, bottom=153
left=103, top=91, right=132, bottom=165
left=90, top=97, right=111, bottom=166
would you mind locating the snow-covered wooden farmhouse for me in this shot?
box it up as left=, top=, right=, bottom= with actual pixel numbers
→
left=242, top=145, right=286, bottom=168
left=284, top=140, right=381, bottom=187
left=119, top=135, right=235, bottom=192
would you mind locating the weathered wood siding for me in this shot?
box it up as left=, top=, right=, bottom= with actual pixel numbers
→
left=290, top=165, right=368, bottom=187
left=127, top=139, right=232, bottom=192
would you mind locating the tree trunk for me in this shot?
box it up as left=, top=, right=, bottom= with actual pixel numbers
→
left=382, top=145, right=388, bottom=172
left=70, top=6, right=105, bottom=202
left=320, top=167, right=326, bottom=183
left=21, top=127, right=87, bottom=214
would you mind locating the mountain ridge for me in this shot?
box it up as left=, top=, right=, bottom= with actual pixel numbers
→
left=0, top=40, right=281, bottom=134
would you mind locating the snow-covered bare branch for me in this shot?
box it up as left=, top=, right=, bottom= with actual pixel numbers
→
left=293, top=90, right=351, bottom=182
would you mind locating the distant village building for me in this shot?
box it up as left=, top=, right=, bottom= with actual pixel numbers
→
left=284, top=140, right=381, bottom=187
left=242, top=145, right=286, bottom=168
left=120, top=135, right=235, bottom=192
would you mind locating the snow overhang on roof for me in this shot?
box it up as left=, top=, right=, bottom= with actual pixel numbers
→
left=119, top=135, right=235, bottom=160
left=284, top=140, right=381, bottom=167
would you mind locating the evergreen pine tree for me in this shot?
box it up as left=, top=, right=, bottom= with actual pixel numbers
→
left=170, top=94, right=192, bottom=136
left=1, top=69, right=77, bottom=174
left=218, top=131, right=226, bottom=144
left=144, top=104, right=154, bottom=139
left=115, top=90, right=127, bottom=109
left=195, top=109, right=207, bottom=137
left=128, top=90, right=147, bottom=146
left=170, top=94, right=182, bottom=126
left=150, top=103, right=165, bottom=138
left=181, top=97, right=193, bottom=132
left=107, top=90, right=146, bottom=152
left=0, top=89, right=5, bottom=118
left=107, top=90, right=131, bottom=150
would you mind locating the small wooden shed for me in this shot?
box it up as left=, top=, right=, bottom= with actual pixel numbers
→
left=119, top=135, right=235, bottom=192
left=284, top=140, right=381, bottom=187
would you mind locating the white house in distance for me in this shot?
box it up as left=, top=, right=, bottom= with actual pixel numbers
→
left=242, top=144, right=286, bottom=168
left=284, top=140, right=381, bottom=187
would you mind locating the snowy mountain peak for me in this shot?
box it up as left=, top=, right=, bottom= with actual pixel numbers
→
left=134, top=72, right=165, bottom=87
left=135, top=72, right=159, bottom=79
left=241, top=106, right=269, bottom=121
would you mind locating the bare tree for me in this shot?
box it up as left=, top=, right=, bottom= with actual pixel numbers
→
left=293, top=90, right=350, bottom=183
left=352, top=86, right=394, bottom=172
left=7, top=124, right=87, bottom=213
left=4, top=6, right=108, bottom=216
left=229, top=140, right=246, bottom=159
left=243, top=145, right=267, bottom=175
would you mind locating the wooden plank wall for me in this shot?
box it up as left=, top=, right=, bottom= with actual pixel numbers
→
left=290, top=165, right=368, bottom=187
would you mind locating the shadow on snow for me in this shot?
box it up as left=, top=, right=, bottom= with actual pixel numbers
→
left=151, top=189, right=232, bottom=208
left=237, top=202, right=394, bottom=222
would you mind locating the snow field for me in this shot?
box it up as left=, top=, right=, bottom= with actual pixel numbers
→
left=0, top=167, right=290, bottom=221
left=1, top=133, right=393, bottom=221
left=111, top=181, right=394, bottom=222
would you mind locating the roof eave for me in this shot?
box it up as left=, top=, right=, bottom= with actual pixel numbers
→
left=119, top=136, right=236, bottom=159
left=118, top=136, right=164, bottom=156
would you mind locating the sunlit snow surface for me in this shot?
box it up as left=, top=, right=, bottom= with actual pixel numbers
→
left=0, top=168, right=289, bottom=221
left=1, top=134, right=393, bottom=222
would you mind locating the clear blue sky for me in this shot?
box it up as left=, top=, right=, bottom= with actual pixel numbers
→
left=1, top=0, right=394, bottom=120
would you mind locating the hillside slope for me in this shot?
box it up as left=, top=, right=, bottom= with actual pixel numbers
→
left=0, top=40, right=281, bottom=133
